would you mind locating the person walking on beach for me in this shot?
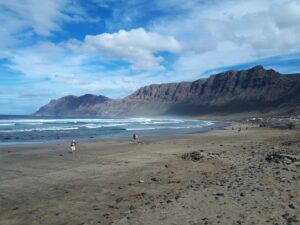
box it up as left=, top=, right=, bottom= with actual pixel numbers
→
left=132, top=133, right=138, bottom=143
left=70, top=140, right=76, bottom=153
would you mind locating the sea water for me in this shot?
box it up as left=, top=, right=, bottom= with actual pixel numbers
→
left=0, top=115, right=215, bottom=144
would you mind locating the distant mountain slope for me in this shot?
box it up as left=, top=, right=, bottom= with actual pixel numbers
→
left=34, top=66, right=300, bottom=117
left=34, top=94, right=111, bottom=116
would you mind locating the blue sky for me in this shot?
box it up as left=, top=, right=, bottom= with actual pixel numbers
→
left=1, top=0, right=300, bottom=114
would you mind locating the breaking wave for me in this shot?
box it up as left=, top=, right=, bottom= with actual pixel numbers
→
left=0, top=116, right=215, bottom=143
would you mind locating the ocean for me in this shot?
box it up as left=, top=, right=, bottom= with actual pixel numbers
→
left=0, top=115, right=215, bottom=145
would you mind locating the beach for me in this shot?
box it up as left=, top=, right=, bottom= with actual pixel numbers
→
left=0, top=123, right=299, bottom=225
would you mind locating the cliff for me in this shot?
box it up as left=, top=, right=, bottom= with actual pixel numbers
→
left=34, top=66, right=300, bottom=117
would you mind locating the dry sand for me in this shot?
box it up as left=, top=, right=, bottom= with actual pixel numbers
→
left=0, top=124, right=299, bottom=225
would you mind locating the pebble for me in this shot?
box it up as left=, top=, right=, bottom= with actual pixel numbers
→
left=214, top=193, right=224, bottom=197
left=115, top=197, right=123, bottom=203
left=129, top=205, right=136, bottom=211
left=288, top=203, right=298, bottom=209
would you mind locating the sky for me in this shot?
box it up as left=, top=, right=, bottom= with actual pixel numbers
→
left=0, top=0, right=300, bottom=114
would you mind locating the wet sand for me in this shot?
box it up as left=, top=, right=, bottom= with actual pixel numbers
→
left=0, top=124, right=299, bottom=225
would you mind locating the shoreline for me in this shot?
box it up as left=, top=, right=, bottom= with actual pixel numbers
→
left=0, top=121, right=229, bottom=154
left=0, top=122, right=299, bottom=225
left=0, top=120, right=228, bottom=147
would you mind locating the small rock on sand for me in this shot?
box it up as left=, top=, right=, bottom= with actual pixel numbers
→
left=182, top=151, right=204, bottom=161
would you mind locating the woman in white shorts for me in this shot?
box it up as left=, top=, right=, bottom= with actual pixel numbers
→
left=70, top=140, right=76, bottom=152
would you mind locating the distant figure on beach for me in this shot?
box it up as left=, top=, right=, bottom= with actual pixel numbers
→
left=132, top=133, right=138, bottom=143
left=70, top=140, right=76, bottom=153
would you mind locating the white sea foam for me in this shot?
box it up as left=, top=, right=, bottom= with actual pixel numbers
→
left=82, top=123, right=129, bottom=129
left=126, top=127, right=157, bottom=131
left=0, top=117, right=184, bottom=124
left=0, top=123, right=15, bottom=126
left=0, top=117, right=214, bottom=135
left=205, top=121, right=214, bottom=125
left=14, top=122, right=44, bottom=125
left=0, top=126, right=79, bottom=133
left=141, top=120, right=184, bottom=125
left=126, top=125, right=205, bottom=131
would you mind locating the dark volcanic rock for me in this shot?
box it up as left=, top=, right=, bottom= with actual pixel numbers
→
left=182, top=151, right=204, bottom=161
left=125, top=65, right=300, bottom=116
left=265, top=152, right=299, bottom=164
left=34, top=66, right=300, bottom=116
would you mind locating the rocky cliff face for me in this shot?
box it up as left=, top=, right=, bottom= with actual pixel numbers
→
left=125, top=65, right=300, bottom=115
left=34, top=66, right=300, bottom=116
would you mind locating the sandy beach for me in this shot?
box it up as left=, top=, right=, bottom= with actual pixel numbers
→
left=0, top=123, right=299, bottom=225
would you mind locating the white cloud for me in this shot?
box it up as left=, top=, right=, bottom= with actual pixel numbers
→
left=80, top=28, right=182, bottom=71
left=65, top=79, right=91, bottom=86
left=5, top=40, right=163, bottom=99
left=247, top=0, right=300, bottom=56
left=173, top=42, right=255, bottom=80
left=1, top=0, right=62, bottom=37
left=0, top=0, right=100, bottom=61
left=122, top=77, right=135, bottom=83
left=8, top=42, right=85, bottom=78
left=151, top=0, right=300, bottom=76
left=0, top=0, right=99, bottom=37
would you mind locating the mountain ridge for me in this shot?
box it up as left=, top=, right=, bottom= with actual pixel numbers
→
left=34, top=66, right=300, bottom=117
left=35, top=94, right=111, bottom=116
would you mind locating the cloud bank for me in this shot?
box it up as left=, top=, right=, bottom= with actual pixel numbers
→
left=81, top=28, right=182, bottom=71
